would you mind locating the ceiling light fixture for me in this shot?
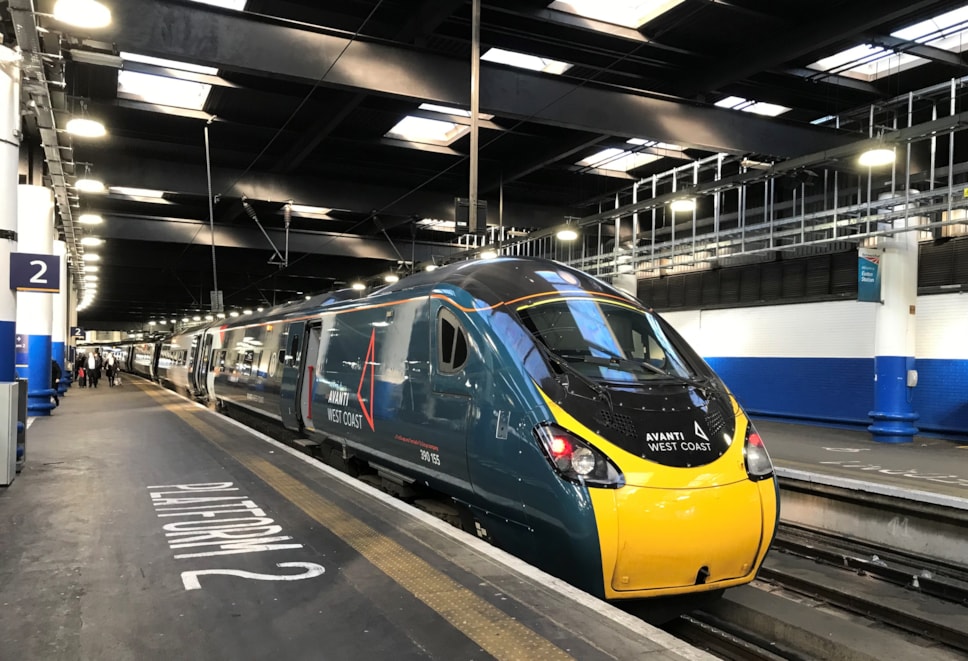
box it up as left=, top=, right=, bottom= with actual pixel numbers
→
left=53, top=0, right=112, bottom=28
left=76, top=178, right=105, bottom=193
left=351, top=282, right=366, bottom=291
left=557, top=227, right=579, bottom=241
left=78, top=213, right=103, bottom=225
left=859, top=147, right=896, bottom=167
left=80, top=236, right=103, bottom=246
left=479, top=249, right=498, bottom=260
left=66, top=117, right=106, bottom=138
left=384, top=274, right=400, bottom=283
left=670, top=198, right=696, bottom=213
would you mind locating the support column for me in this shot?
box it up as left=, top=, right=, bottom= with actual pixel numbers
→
left=52, top=239, right=68, bottom=395
left=16, top=185, right=55, bottom=416
left=0, top=46, right=20, bottom=384
left=868, top=204, right=919, bottom=443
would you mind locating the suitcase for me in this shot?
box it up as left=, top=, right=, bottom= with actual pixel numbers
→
left=79, top=375, right=86, bottom=387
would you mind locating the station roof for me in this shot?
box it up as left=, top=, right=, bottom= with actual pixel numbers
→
left=4, top=0, right=967, bottom=326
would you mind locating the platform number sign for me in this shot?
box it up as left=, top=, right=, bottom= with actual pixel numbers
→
left=10, top=253, right=60, bottom=293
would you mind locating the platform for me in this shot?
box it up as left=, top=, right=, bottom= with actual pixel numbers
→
left=755, top=418, right=968, bottom=507
left=0, top=380, right=710, bottom=661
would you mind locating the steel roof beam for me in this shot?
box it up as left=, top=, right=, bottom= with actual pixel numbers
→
left=99, top=0, right=851, bottom=158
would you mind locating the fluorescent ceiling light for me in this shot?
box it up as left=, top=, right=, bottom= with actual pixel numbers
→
left=78, top=213, right=103, bottom=225
left=118, top=70, right=212, bottom=110
left=386, top=116, right=469, bottom=145
left=191, top=0, right=247, bottom=9
left=80, top=237, right=103, bottom=246
left=66, top=118, right=106, bottom=138
left=109, top=186, right=165, bottom=198
left=714, top=96, right=790, bottom=117
left=417, top=103, right=494, bottom=120
left=548, top=0, right=686, bottom=29
left=481, top=48, right=572, bottom=75
left=81, top=253, right=100, bottom=262
left=289, top=204, right=332, bottom=215
left=577, top=147, right=661, bottom=172
left=53, top=0, right=111, bottom=28
left=120, top=51, right=218, bottom=76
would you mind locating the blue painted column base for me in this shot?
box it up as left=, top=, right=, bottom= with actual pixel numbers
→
left=19, top=334, right=53, bottom=417
left=868, top=355, right=919, bottom=443
left=28, top=387, right=56, bottom=414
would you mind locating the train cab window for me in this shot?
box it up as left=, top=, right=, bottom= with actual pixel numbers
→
left=437, top=309, right=468, bottom=374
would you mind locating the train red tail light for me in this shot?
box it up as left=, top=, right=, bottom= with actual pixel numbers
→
left=534, top=424, right=624, bottom=488
left=743, top=425, right=774, bottom=481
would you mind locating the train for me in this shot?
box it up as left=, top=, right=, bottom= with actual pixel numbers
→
left=98, top=256, right=779, bottom=603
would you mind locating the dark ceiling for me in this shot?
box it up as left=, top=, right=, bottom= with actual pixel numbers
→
left=3, top=0, right=967, bottom=326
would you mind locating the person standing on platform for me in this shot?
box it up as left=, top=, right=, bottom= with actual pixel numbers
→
left=50, top=359, right=61, bottom=406
left=105, top=353, right=116, bottom=387
left=76, top=353, right=86, bottom=387
left=87, top=349, right=102, bottom=388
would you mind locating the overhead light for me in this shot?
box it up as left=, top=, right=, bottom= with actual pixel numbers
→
left=83, top=265, right=99, bottom=273
left=424, top=264, right=438, bottom=272
left=205, top=315, right=214, bottom=321
left=81, top=253, right=100, bottom=262
left=181, top=317, right=190, bottom=323
left=66, top=117, right=106, bottom=138
left=217, top=313, right=226, bottom=319
left=192, top=315, right=201, bottom=321
left=243, top=309, right=253, bottom=315
left=256, top=307, right=264, bottom=312
left=76, top=178, right=105, bottom=193
left=557, top=228, right=579, bottom=241
left=351, top=282, right=366, bottom=291
left=109, top=186, right=165, bottom=198
left=304, top=295, right=311, bottom=300
left=78, top=214, right=103, bottom=225
left=170, top=319, right=177, bottom=324
left=229, top=311, right=240, bottom=318
left=148, top=321, right=157, bottom=326
left=549, top=0, right=688, bottom=29
left=80, top=236, right=103, bottom=246
left=83, top=274, right=98, bottom=282
left=859, top=147, right=895, bottom=167
left=53, top=0, right=112, bottom=28
left=288, top=204, right=332, bottom=216
left=481, top=48, right=572, bottom=75
left=479, top=249, right=498, bottom=260
left=670, top=198, right=696, bottom=213
left=384, top=274, right=399, bottom=283
left=385, top=115, right=469, bottom=146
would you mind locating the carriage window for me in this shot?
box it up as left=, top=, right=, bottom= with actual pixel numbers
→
left=437, top=309, right=468, bottom=374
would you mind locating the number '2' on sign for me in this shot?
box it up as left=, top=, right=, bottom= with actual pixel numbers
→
left=9, top=253, right=60, bottom=293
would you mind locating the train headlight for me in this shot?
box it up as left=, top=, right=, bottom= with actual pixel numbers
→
left=534, top=424, right=624, bottom=488
left=743, top=423, right=774, bottom=481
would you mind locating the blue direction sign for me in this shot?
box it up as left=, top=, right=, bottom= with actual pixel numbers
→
left=10, top=252, right=60, bottom=292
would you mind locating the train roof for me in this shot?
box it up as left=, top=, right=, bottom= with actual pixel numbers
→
left=378, top=257, right=641, bottom=309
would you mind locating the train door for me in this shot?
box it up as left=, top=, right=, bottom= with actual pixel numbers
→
left=299, top=322, right=322, bottom=431
left=191, top=332, right=214, bottom=399
left=427, top=304, right=473, bottom=491
left=280, top=321, right=306, bottom=431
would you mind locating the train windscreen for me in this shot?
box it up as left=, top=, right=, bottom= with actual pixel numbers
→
left=517, top=298, right=696, bottom=385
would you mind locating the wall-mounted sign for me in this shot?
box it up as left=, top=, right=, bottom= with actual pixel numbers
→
left=858, top=247, right=881, bottom=303
left=10, top=253, right=60, bottom=293
left=70, top=326, right=85, bottom=339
